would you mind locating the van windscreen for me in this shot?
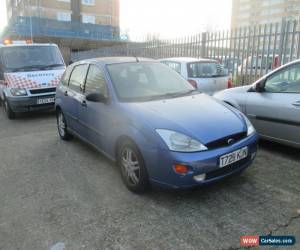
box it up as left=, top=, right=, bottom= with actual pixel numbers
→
left=0, top=46, right=64, bottom=72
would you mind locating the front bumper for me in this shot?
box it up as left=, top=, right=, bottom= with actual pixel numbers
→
left=6, top=94, right=55, bottom=112
left=144, top=133, right=258, bottom=189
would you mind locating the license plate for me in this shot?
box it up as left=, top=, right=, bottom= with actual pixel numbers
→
left=37, top=97, right=55, bottom=105
left=219, top=147, right=248, bottom=168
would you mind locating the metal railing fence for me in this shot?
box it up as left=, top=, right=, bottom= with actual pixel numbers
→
left=71, top=19, right=300, bottom=85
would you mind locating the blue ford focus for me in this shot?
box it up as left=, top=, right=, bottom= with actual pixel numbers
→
left=55, top=57, right=258, bottom=193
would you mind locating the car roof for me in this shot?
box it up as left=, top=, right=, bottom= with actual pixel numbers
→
left=159, top=57, right=217, bottom=63
left=72, top=57, right=156, bottom=66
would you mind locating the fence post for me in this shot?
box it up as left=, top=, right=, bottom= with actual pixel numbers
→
left=278, top=19, right=286, bottom=66
left=200, top=32, right=207, bottom=58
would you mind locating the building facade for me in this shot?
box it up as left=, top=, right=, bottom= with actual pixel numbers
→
left=231, top=0, right=300, bottom=29
left=3, top=0, right=121, bottom=55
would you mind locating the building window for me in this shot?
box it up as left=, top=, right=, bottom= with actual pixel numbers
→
left=57, top=12, right=71, bottom=22
left=82, top=0, right=95, bottom=6
left=82, top=14, right=96, bottom=24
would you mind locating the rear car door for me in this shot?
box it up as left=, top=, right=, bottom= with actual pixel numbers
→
left=215, top=63, right=229, bottom=91
left=187, top=61, right=218, bottom=94
left=63, top=64, right=89, bottom=133
left=246, top=63, right=300, bottom=145
left=78, top=64, right=109, bottom=150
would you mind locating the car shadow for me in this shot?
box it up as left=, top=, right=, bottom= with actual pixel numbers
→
left=13, top=110, right=56, bottom=121
left=258, top=138, right=300, bottom=161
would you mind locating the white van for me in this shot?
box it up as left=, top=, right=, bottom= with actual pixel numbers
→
left=0, top=41, right=66, bottom=119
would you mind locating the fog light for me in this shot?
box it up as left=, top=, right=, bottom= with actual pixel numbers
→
left=251, top=152, right=256, bottom=160
left=173, top=164, right=188, bottom=174
left=193, top=174, right=206, bottom=182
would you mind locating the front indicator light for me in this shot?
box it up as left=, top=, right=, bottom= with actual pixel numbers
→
left=173, top=164, right=189, bottom=175
left=193, top=174, right=206, bottom=182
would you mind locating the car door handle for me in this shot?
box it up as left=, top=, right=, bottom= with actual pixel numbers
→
left=64, top=91, right=68, bottom=96
left=81, top=100, right=87, bottom=107
left=292, top=101, right=300, bottom=107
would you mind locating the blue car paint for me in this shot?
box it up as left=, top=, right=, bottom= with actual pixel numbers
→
left=56, top=58, right=258, bottom=189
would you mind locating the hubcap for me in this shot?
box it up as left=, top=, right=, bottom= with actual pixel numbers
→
left=57, top=112, right=66, bottom=136
left=121, top=148, right=140, bottom=185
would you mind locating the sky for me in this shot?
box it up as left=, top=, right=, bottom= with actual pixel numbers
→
left=0, top=0, right=232, bottom=39
left=120, top=0, right=232, bottom=39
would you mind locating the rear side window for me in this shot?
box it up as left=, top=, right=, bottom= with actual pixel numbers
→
left=162, top=61, right=181, bottom=74
left=61, top=66, right=72, bottom=86
left=69, top=64, right=89, bottom=92
left=85, top=65, right=108, bottom=97
left=187, top=62, right=228, bottom=78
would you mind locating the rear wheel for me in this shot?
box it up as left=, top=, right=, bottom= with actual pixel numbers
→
left=56, top=109, right=72, bottom=140
left=3, top=98, right=15, bottom=119
left=117, top=141, right=149, bottom=193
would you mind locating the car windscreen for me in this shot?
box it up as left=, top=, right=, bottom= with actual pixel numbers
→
left=0, top=46, right=64, bottom=72
left=187, top=62, right=228, bottom=78
left=107, top=62, right=196, bottom=102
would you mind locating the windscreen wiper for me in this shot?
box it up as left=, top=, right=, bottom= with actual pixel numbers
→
left=42, top=63, right=65, bottom=69
left=10, top=64, right=64, bottom=72
left=167, top=89, right=199, bottom=98
left=11, top=65, right=47, bottom=72
left=146, top=90, right=198, bottom=100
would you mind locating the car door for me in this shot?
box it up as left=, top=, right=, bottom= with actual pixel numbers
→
left=215, top=63, right=229, bottom=91
left=186, top=62, right=218, bottom=94
left=246, top=63, right=300, bottom=145
left=63, top=64, right=89, bottom=134
left=78, top=64, right=110, bottom=150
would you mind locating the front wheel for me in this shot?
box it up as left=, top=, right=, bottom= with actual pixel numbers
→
left=3, top=98, right=16, bottom=119
left=56, top=109, right=72, bottom=140
left=117, top=141, right=149, bottom=193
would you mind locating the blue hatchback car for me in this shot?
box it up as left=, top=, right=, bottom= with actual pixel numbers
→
left=55, top=57, right=258, bottom=193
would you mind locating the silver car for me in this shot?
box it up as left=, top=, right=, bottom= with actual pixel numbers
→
left=214, top=59, right=300, bottom=148
left=159, top=57, right=231, bottom=95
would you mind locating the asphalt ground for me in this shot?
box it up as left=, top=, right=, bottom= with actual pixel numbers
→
left=0, top=110, right=299, bottom=250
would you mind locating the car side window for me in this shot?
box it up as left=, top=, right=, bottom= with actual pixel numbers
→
left=68, top=64, right=89, bottom=92
left=61, top=66, right=72, bottom=86
left=265, top=64, right=300, bottom=93
left=162, top=61, right=181, bottom=74
left=85, top=65, right=108, bottom=97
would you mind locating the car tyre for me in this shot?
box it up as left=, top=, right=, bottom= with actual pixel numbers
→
left=117, top=140, right=149, bottom=193
left=3, top=98, right=16, bottom=119
left=56, top=109, right=72, bottom=140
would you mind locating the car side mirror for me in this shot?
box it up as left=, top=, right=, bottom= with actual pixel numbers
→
left=86, top=92, right=107, bottom=103
left=255, top=80, right=265, bottom=92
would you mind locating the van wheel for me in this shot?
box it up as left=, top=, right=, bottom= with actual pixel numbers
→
left=56, top=109, right=72, bottom=140
left=3, top=99, right=15, bottom=119
left=117, top=140, right=149, bottom=193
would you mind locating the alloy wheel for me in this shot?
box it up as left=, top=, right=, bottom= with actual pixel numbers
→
left=121, top=148, right=141, bottom=186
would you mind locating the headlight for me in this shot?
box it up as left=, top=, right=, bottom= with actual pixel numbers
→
left=244, top=116, right=256, bottom=136
left=10, top=88, right=27, bottom=96
left=156, top=129, right=208, bottom=152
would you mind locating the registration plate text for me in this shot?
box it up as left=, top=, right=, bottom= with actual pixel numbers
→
left=219, top=147, right=248, bottom=168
